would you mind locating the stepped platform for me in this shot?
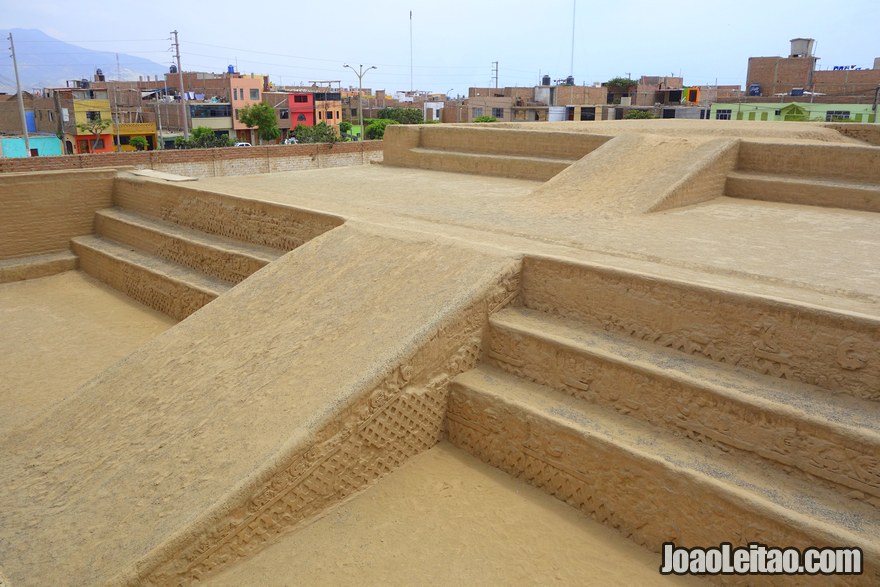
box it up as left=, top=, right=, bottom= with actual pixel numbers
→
left=1, top=120, right=879, bottom=585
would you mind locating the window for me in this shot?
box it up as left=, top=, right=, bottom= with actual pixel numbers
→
left=233, top=88, right=238, bottom=100
left=826, top=110, right=850, bottom=122
left=297, top=114, right=306, bottom=122
left=294, top=95, right=308, bottom=103
left=492, top=107, right=504, bottom=118
left=235, top=109, right=239, bottom=121
left=326, top=110, right=333, bottom=120
left=473, top=107, right=483, bottom=118
left=715, top=109, right=732, bottom=120
left=318, top=111, right=323, bottom=120
left=279, top=109, right=289, bottom=119
left=250, top=89, right=259, bottom=100
left=351, top=108, right=358, bottom=116
left=86, top=110, right=101, bottom=121
left=48, top=111, right=54, bottom=121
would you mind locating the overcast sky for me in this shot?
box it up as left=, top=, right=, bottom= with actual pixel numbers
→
left=4, top=0, right=878, bottom=95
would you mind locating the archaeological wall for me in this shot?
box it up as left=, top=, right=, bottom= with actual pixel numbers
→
left=0, top=142, right=383, bottom=177
left=0, top=168, right=116, bottom=260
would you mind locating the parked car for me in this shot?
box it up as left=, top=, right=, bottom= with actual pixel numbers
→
left=234, top=142, right=252, bottom=147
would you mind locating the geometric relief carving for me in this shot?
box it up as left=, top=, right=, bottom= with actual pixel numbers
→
left=134, top=267, right=520, bottom=585
left=521, top=258, right=880, bottom=401
left=446, top=388, right=842, bottom=562
left=485, top=322, right=880, bottom=500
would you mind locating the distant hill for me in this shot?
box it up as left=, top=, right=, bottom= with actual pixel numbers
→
left=0, top=28, right=167, bottom=94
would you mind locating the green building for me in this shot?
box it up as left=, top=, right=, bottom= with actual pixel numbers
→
left=709, top=102, right=877, bottom=123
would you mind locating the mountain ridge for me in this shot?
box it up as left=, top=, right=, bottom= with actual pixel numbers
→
left=1, top=28, right=167, bottom=94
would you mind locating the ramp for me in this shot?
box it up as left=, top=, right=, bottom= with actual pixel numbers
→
left=0, top=223, right=519, bottom=585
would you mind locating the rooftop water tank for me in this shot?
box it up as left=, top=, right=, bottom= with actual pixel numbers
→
left=542, top=75, right=551, bottom=86
left=789, top=38, right=815, bottom=58
left=170, top=64, right=178, bottom=74
left=228, top=64, right=235, bottom=74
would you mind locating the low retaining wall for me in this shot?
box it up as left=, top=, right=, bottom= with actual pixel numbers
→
left=0, top=142, right=384, bottom=177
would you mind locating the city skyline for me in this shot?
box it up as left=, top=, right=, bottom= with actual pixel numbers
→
left=3, top=0, right=878, bottom=95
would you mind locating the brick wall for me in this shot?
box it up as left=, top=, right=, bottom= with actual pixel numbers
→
left=747, top=57, right=816, bottom=96
left=813, top=69, right=880, bottom=103
left=0, top=141, right=384, bottom=176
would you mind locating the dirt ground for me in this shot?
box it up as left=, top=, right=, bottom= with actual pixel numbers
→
left=0, top=269, right=695, bottom=586
left=0, top=270, right=174, bottom=434
left=207, top=441, right=696, bottom=586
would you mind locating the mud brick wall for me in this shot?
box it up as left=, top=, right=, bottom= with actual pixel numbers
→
left=0, top=168, right=116, bottom=259
left=0, top=142, right=383, bottom=177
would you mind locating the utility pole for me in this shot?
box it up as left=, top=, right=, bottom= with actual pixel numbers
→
left=171, top=30, right=188, bottom=138
left=8, top=33, right=31, bottom=156
left=491, top=61, right=499, bottom=88
left=112, top=84, right=122, bottom=152
left=570, top=0, right=576, bottom=77
left=344, top=64, right=376, bottom=141
left=409, top=11, right=413, bottom=92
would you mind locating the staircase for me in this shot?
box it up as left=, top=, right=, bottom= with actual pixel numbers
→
left=447, top=257, right=880, bottom=584
left=71, top=174, right=342, bottom=321
left=726, top=141, right=880, bottom=212
left=383, top=125, right=610, bottom=181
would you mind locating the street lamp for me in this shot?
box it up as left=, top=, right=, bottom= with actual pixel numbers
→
left=343, top=64, right=376, bottom=140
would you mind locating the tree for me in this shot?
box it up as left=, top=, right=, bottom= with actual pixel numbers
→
left=292, top=122, right=338, bottom=144
left=606, top=76, right=637, bottom=90
left=76, top=117, right=112, bottom=152
left=129, top=136, right=148, bottom=150
left=606, top=77, right=638, bottom=105
left=624, top=109, right=656, bottom=119
left=238, top=102, right=280, bottom=143
left=377, top=107, right=423, bottom=124
left=339, top=121, right=352, bottom=138
left=174, top=127, right=234, bottom=149
left=365, top=119, right=399, bottom=140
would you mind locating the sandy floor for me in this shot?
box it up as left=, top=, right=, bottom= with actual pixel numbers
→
left=0, top=271, right=175, bottom=434
left=207, top=441, right=697, bottom=586
left=198, top=165, right=880, bottom=311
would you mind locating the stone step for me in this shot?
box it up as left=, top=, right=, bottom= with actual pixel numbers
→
left=416, top=126, right=609, bottom=159
left=71, top=235, right=232, bottom=321
left=486, top=306, right=880, bottom=499
left=0, top=251, right=78, bottom=284
left=725, top=171, right=880, bottom=213
left=737, top=141, right=880, bottom=183
left=113, top=174, right=344, bottom=252
left=520, top=257, right=880, bottom=401
left=95, top=207, right=285, bottom=285
left=408, top=148, right=573, bottom=181
left=448, top=364, right=880, bottom=584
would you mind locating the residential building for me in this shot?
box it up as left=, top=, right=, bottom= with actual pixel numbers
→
left=314, top=92, right=342, bottom=131
left=289, top=93, right=315, bottom=128
left=710, top=101, right=877, bottom=123
left=263, top=91, right=292, bottom=141
left=746, top=38, right=880, bottom=103
left=231, top=74, right=266, bottom=143
left=29, top=84, right=115, bottom=154
left=0, top=135, right=63, bottom=158
left=442, top=83, right=609, bottom=123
